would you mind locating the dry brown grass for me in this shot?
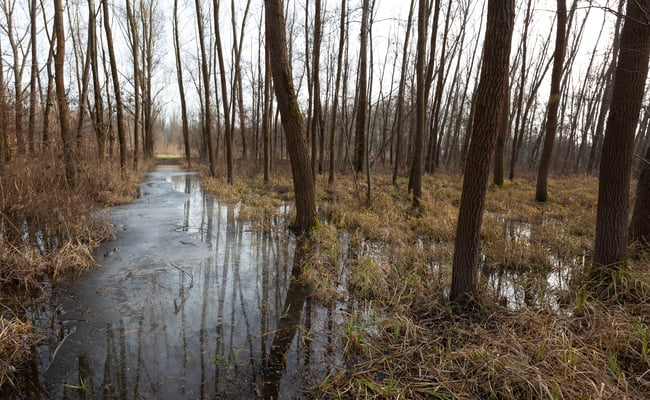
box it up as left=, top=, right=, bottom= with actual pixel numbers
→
left=197, top=164, right=649, bottom=399
left=0, top=154, right=149, bottom=391
left=0, top=316, right=34, bottom=390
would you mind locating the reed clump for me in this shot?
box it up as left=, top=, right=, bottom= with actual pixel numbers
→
left=0, top=154, right=147, bottom=391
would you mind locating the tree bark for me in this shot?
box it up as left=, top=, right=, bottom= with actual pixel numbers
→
left=101, top=0, right=127, bottom=173
left=88, top=0, right=105, bottom=157
left=173, top=0, right=191, bottom=166
left=493, top=75, right=509, bottom=186
left=0, top=36, right=7, bottom=164
left=194, top=0, right=216, bottom=177
left=54, top=0, right=76, bottom=185
left=508, top=0, right=532, bottom=180
left=126, top=0, right=140, bottom=168
left=311, top=0, right=323, bottom=178
left=230, top=0, right=252, bottom=160
left=535, top=0, right=567, bottom=202
left=587, top=0, right=625, bottom=173
left=593, top=0, right=650, bottom=271
left=450, top=0, right=514, bottom=304
left=329, top=0, right=348, bottom=185
left=264, top=0, right=317, bottom=234
left=214, top=0, right=234, bottom=184
left=411, top=0, right=427, bottom=206
left=353, top=0, right=370, bottom=173
left=630, top=142, right=650, bottom=247
left=263, top=39, right=271, bottom=183
left=28, top=0, right=37, bottom=153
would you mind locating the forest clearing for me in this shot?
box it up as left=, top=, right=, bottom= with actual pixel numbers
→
left=1, top=0, right=650, bottom=398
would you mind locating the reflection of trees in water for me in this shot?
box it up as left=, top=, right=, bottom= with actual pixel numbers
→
left=263, top=237, right=309, bottom=400
left=25, top=177, right=344, bottom=399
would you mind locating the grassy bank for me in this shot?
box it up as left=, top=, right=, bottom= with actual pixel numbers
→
left=0, top=155, right=147, bottom=391
left=200, top=164, right=649, bottom=399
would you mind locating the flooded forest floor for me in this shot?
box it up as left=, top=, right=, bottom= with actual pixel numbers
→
left=1, top=157, right=649, bottom=399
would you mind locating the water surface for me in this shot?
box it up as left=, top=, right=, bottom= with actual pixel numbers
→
left=34, top=166, right=346, bottom=399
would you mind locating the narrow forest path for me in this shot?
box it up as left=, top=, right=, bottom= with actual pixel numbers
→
left=36, top=164, right=344, bottom=399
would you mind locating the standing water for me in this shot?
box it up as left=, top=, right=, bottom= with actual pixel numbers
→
left=29, top=165, right=347, bottom=399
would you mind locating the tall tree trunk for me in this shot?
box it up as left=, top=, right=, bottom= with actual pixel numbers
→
left=450, top=0, right=514, bottom=304
left=587, top=0, right=625, bottom=173
left=508, top=0, right=532, bottom=180
left=73, top=30, right=91, bottom=152
left=0, top=37, right=7, bottom=164
left=311, top=0, right=323, bottom=178
left=410, top=0, right=440, bottom=190
left=391, top=0, right=415, bottom=184
left=101, top=0, right=127, bottom=173
left=535, top=0, right=567, bottom=202
left=411, top=0, right=427, bottom=206
left=231, top=0, right=252, bottom=160
left=264, top=0, right=316, bottom=233
left=493, top=76, right=509, bottom=186
left=28, top=0, right=37, bottom=153
left=263, top=39, right=271, bottom=183
left=5, top=3, right=24, bottom=154
left=630, top=142, right=650, bottom=247
left=425, top=0, right=451, bottom=175
left=194, top=0, right=216, bottom=177
left=353, top=0, right=370, bottom=173
left=54, top=0, right=76, bottom=185
left=329, top=0, right=348, bottom=185
left=126, top=0, right=140, bottom=168
left=214, top=0, right=234, bottom=184
left=87, top=0, right=105, bottom=157
left=593, top=0, right=650, bottom=271
left=173, top=0, right=191, bottom=166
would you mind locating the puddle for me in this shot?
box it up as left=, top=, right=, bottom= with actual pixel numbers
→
left=483, top=214, right=581, bottom=311
left=23, top=166, right=350, bottom=399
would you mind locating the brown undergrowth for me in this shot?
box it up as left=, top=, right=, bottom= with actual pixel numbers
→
left=201, top=166, right=648, bottom=399
left=0, top=154, right=147, bottom=391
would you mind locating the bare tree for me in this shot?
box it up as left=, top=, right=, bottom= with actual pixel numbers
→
left=508, top=0, right=532, bottom=180
left=329, top=0, right=348, bottom=185
left=263, top=38, right=271, bottom=183
left=311, top=0, right=323, bottom=177
left=28, top=0, right=37, bottom=153
left=194, top=0, right=216, bottom=177
left=264, top=0, right=316, bottom=233
left=173, top=0, right=191, bottom=166
left=425, top=0, right=452, bottom=175
left=54, top=0, right=76, bottom=185
left=73, top=10, right=91, bottom=153
left=2, top=0, right=26, bottom=154
left=411, top=0, right=428, bottom=206
left=214, top=0, right=234, bottom=183
left=101, top=0, right=127, bottom=172
left=493, top=76, right=509, bottom=186
left=0, top=36, right=7, bottom=164
left=535, top=0, right=567, bottom=202
left=450, top=0, right=514, bottom=304
left=353, top=0, right=370, bottom=173
left=587, top=0, right=625, bottom=173
left=391, top=0, right=415, bottom=184
left=126, top=0, right=141, bottom=167
left=630, top=141, right=650, bottom=247
left=87, top=0, right=106, bottom=156
left=230, top=0, right=252, bottom=160
left=593, top=0, right=650, bottom=273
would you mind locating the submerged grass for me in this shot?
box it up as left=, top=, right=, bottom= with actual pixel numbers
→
left=200, top=164, right=649, bottom=399
left=0, top=154, right=148, bottom=393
